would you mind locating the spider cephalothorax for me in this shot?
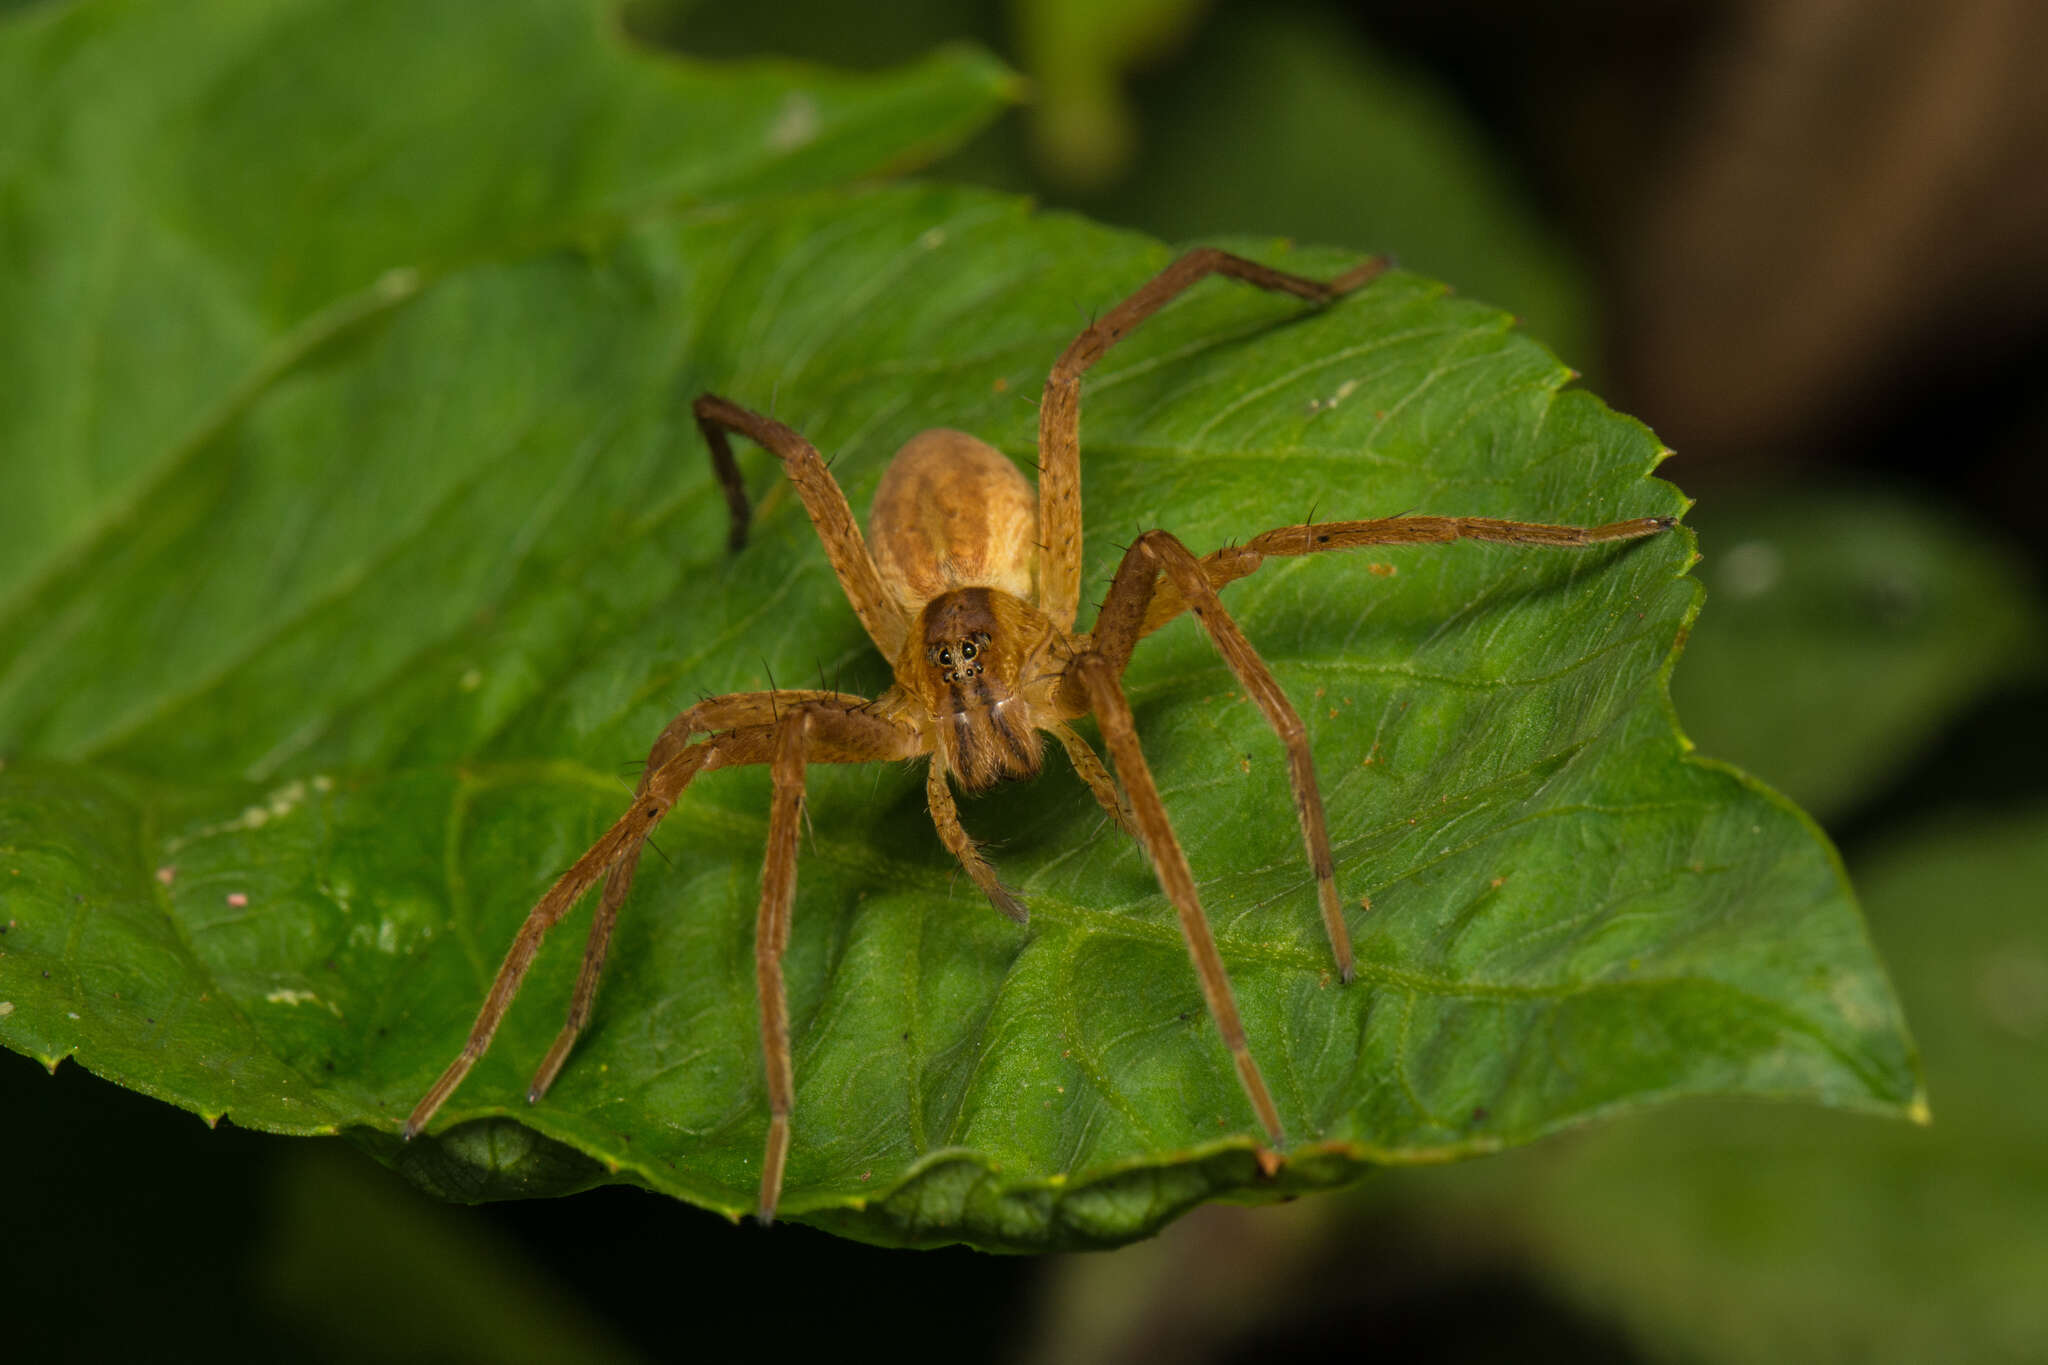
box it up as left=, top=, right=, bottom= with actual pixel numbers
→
left=404, top=247, right=1676, bottom=1222
left=913, top=587, right=1051, bottom=791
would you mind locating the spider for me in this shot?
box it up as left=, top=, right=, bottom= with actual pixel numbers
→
left=402, top=248, right=1675, bottom=1221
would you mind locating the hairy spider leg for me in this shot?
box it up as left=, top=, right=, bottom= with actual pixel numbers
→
left=526, top=690, right=875, bottom=1103
left=1136, top=514, right=1681, bottom=639
left=695, top=395, right=910, bottom=659
left=1034, top=247, right=1391, bottom=630
left=1084, top=528, right=1354, bottom=980
left=1066, top=653, right=1286, bottom=1143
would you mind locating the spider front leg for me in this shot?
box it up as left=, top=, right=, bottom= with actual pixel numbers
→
left=751, top=700, right=925, bottom=1221
left=1134, top=512, right=1680, bottom=638
left=527, top=689, right=875, bottom=1103
left=1066, top=653, right=1286, bottom=1145
left=404, top=689, right=917, bottom=1227
left=1084, top=528, right=1355, bottom=981
left=694, top=395, right=910, bottom=660
left=1036, top=247, right=1391, bottom=629
left=403, top=736, right=719, bottom=1139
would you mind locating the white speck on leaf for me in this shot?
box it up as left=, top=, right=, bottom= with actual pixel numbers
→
left=168, top=776, right=318, bottom=850
left=265, top=988, right=341, bottom=1016
left=767, top=93, right=819, bottom=151
left=1308, top=377, right=1360, bottom=412
left=375, top=266, right=421, bottom=300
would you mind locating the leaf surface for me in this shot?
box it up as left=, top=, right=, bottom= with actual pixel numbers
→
left=1436, top=808, right=2048, bottom=1363
left=0, top=176, right=1916, bottom=1247
left=0, top=0, right=1015, bottom=596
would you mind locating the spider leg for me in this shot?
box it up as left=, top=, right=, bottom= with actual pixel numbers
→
left=1036, top=248, right=1390, bottom=630
left=1067, top=653, right=1284, bottom=1144
left=526, top=689, right=875, bottom=1102
left=926, top=759, right=1028, bottom=922
left=1136, top=513, right=1679, bottom=639
left=1085, top=529, right=1354, bottom=981
left=403, top=737, right=717, bottom=1140
left=404, top=689, right=922, bottom=1232
left=753, top=701, right=924, bottom=1223
left=695, top=395, right=911, bottom=659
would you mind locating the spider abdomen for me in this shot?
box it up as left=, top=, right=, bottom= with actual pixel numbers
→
left=868, top=428, right=1037, bottom=611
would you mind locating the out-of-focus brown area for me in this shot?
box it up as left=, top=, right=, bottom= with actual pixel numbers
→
left=1618, top=0, right=2048, bottom=464
left=1362, top=0, right=2048, bottom=514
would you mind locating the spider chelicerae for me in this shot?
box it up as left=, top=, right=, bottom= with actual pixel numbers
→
left=403, top=248, right=1675, bottom=1221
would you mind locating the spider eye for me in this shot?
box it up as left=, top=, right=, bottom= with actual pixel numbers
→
left=960, top=641, right=977, bottom=661
left=937, top=648, right=952, bottom=666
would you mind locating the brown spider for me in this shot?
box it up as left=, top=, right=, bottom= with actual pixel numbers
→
left=402, top=248, right=1675, bottom=1221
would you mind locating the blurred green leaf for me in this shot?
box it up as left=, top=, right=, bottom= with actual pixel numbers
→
left=1450, top=809, right=2048, bottom=1364
left=1674, top=491, right=2043, bottom=820
left=0, top=0, right=1015, bottom=596
left=1080, top=4, right=1595, bottom=364
left=1012, top=0, right=1210, bottom=187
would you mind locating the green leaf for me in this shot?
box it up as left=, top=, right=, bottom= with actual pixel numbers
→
left=1430, top=808, right=2048, bottom=1363
left=0, top=0, right=1015, bottom=597
left=0, top=174, right=1915, bottom=1247
left=1672, top=490, right=2043, bottom=820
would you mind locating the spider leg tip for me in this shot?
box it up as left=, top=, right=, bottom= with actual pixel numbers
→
left=990, top=885, right=1030, bottom=924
